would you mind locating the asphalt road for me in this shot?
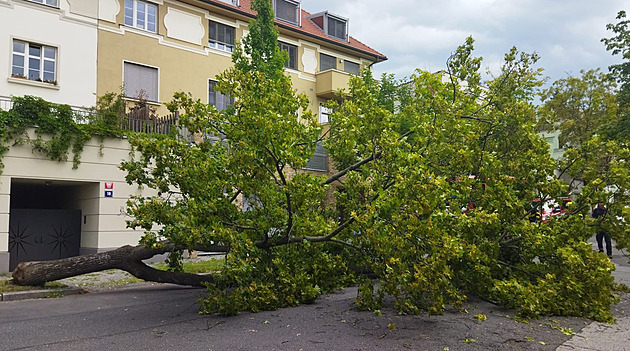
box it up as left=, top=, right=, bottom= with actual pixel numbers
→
left=0, top=282, right=598, bottom=351
left=0, top=236, right=628, bottom=351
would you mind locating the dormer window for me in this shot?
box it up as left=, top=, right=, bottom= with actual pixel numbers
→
left=273, top=0, right=300, bottom=25
left=327, top=16, right=347, bottom=40
left=308, top=12, right=348, bottom=41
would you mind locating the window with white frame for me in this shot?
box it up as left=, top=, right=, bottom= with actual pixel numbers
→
left=278, top=42, right=297, bottom=70
left=124, top=0, right=157, bottom=33
left=319, top=103, right=332, bottom=124
left=124, top=62, right=158, bottom=102
left=209, top=21, right=235, bottom=52
left=305, top=141, right=328, bottom=172
left=11, top=40, right=57, bottom=83
left=320, top=53, right=336, bottom=72
left=273, top=0, right=300, bottom=25
left=344, top=60, right=359, bottom=75
left=27, top=0, right=58, bottom=7
left=209, top=80, right=233, bottom=111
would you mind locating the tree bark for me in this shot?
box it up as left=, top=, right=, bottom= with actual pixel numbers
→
left=11, top=243, right=226, bottom=287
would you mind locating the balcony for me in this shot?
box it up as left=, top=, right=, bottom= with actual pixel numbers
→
left=1, top=96, right=177, bottom=136
left=315, top=69, right=351, bottom=99
left=124, top=106, right=178, bottom=135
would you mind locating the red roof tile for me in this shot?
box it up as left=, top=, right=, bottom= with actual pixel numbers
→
left=198, top=0, right=387, bottom=61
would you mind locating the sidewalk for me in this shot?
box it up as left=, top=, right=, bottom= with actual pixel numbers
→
left=556, top=237, right=630, bottom=351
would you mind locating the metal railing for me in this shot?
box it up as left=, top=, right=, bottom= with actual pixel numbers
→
left=1, top=96, right=92, bottom=122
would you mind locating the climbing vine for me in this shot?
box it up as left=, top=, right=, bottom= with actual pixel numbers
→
left=0, top=94, right=126, bottom=174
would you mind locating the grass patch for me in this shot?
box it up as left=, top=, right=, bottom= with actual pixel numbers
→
left=153, top=258, right=224, bottom=274
left=0, top=280, right=66, bottom=293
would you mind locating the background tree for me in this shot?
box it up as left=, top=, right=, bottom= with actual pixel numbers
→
left=538, top=69, right=618, bottom=148
left=602, top=10, right=630, bottom=141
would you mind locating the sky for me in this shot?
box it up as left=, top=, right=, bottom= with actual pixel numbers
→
left=300, top=0, right=627, bottom=84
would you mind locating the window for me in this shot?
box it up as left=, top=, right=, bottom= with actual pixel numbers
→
left=217, top=0, right=238, bottom=5
left=327, top=16, right=347, bottom=40
left=320, top=53, right=336, bottom=72
left=209, top=21, right=235, bottom=52
left=273, top=0, right=300, bottom=25
left=124, top=62, right=158, bottom=102
left=278, top=42, right=297, bottom=70
left=308, top=12, right=349, bottom=42
left=11, top=40, right=57, bottom=83
left=209, top=80, right=234, bottom=111
left=319, top=103, right=332, bottom=124
left=344, top=61, right=359, bottom=75
left=305, top=141, right=328, bottom=172
left=124, top=0, right=157, bottom=33
left=27, top=0, right=58, bottom=7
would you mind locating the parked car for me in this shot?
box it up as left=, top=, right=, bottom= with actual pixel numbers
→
left=529, top=198, right=572, bottom=222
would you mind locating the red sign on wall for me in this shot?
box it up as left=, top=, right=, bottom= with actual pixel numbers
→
left=104, top=182, right=114, bottom=189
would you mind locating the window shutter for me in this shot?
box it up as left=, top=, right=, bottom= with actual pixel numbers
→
left=124, top=62, right=158, bottom=101
left=344, top=61, right=359, bottom=75
left=305, top=141, right=328, bottom=171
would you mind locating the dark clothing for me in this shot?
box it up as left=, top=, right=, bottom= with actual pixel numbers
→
left=592, top=206, right=612, bottom=257
left=592, top=207, right=607, bottom=219
left=596, top=231, right=613, bottom=257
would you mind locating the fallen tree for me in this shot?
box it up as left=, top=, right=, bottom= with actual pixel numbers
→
left=11, top=243, right=227, bottom=287
left=9, top=0, right=629, bottom=322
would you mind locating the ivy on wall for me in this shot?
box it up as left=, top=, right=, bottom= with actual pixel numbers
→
left=0, top=94, right=126, bottom=174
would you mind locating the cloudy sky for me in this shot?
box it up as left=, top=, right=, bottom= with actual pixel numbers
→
left=300, top=0, right=627, bottom=84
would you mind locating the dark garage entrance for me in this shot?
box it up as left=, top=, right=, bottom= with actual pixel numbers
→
left=8, top=180, right=83, bottom=271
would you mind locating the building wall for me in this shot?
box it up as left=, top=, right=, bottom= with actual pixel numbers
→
left=0, top=0, right=98, bottom=107
left=0, top=130, right=153, bottom=272
left=96, top=0, right=373, bottom=116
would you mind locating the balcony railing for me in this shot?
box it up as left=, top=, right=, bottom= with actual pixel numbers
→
left=1, top=96, right=178, bottom=136
left=123, top=106, right=178, bottom=135
left=1, top=95, right=92, bottom=122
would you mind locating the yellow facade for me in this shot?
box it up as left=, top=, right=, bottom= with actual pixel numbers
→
left=96, top=0, right=384, bottom=116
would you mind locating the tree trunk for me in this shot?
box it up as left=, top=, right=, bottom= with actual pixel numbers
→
left=11, top=244, right=226, bottom=287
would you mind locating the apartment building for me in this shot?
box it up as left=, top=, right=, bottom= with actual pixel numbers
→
left=0, top=0, right=386, bottom=272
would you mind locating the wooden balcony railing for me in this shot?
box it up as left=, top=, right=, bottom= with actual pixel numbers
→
left=123, top=107, right=178, bottom=135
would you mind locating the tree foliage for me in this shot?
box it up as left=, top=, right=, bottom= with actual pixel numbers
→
left=602, top=10, right=630, bottom=141
left=120, top=0, right=626, bottom=322
left=539, top=69, right=618, bottom=147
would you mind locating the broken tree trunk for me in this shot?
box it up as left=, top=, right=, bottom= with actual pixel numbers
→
left=11, top=243, right=228, bottom=287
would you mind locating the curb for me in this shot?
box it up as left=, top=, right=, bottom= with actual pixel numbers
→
left=0, top=286, right=85, bottom=301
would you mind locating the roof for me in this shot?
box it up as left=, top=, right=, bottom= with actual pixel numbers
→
left=198, top=0, right=387, bottom=61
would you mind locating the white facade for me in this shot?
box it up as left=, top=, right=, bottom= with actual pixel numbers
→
left=0, top=131, right=152, bottom=272
left=0, top=0, right=113, bottom=272
left=0, top=0, right=98, bottom=108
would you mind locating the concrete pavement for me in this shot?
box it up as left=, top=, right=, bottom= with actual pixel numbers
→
left=556, top=238, right=630, bottom=351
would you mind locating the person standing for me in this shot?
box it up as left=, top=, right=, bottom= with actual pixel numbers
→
left=592, top=202, right=612, bottom=258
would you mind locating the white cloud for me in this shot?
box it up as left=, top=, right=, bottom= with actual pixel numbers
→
left=300, top=0, right=627, bottom=82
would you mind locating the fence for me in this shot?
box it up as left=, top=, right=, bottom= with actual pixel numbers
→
left=2, top=97, right=178, bottom=136
left=123, top=107, right=178, bottom=135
